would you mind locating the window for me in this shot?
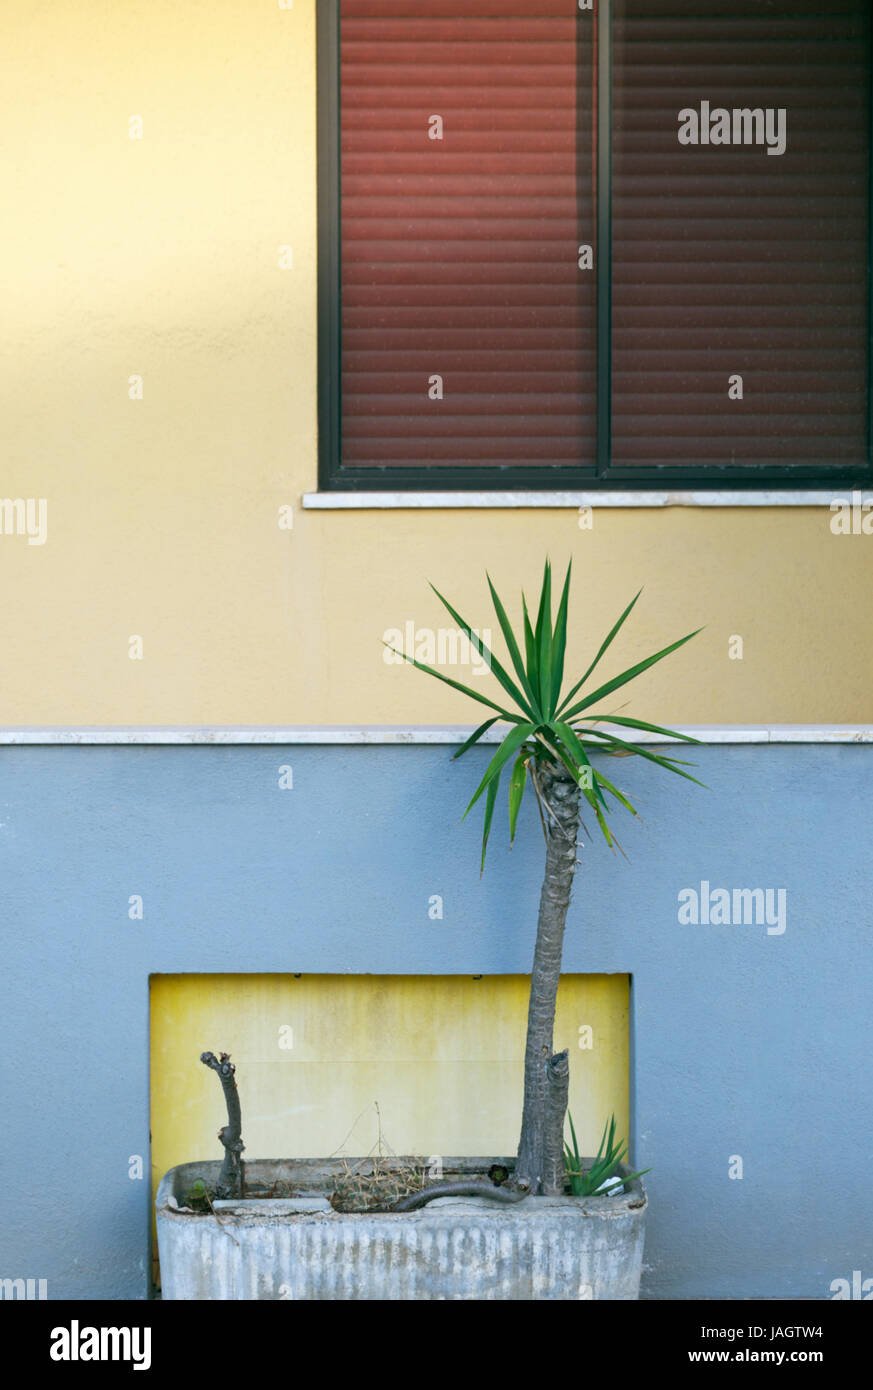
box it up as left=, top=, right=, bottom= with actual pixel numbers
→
left=318, top=0, right=873, bottom=492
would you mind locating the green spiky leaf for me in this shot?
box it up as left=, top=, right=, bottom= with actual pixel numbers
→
left=535, top=560, right=553, bottom=715
left=383, top=643, right=522, bottom=722
left=480, top=769, right=502, bottom=874
left=463, top=719, right=536, bottom=823
left=508, top=753, right=528, bottom=845
left=452, top=717, right=499, bottom=761
left=563, top=627, right=703, bottom=720
left=487, top=575, right=542, bottom=720
left=550, top=562, right=572, bottom=713
left=429, top=584, right=538, bottom=721
left=557, top=589, right=643, bottom=716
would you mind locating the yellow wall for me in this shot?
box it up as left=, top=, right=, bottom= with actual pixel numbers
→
left=150, top=972, right=629, bottom=1204
left=2, top=0, right=871, bottom=727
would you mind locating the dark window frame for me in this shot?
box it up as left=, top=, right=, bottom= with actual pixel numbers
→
left=317, top=0, right=873, bottom=493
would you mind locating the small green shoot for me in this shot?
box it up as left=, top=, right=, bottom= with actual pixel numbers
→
left=184, top=1178, right=212, bottom=1212
left=563, top=1111, right=651, bottom=1197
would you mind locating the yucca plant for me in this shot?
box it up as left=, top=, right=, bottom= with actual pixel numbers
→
left=563, top=1112, right=651, bottom=1198
left=387, top=559, right=703, bottom=1198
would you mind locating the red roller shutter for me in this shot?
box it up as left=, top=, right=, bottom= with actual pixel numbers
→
left=339, top=0, right=597, bottom=470
left=611, top=0, right=871, bottom=474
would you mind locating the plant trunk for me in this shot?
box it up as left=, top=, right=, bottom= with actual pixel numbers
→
left=514, top=763, right=580, bottom=1195
left=201, top=1051, right=246, bottom=1199
left=543, top=1048, right=570, bottom=1195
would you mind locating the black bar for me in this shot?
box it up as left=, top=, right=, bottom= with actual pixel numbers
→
left=314, top=462, right=871, bottom=492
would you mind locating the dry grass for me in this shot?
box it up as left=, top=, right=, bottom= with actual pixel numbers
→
left=326, top=1101, right=431, bottom=1212
left=328, top=1155, right=430, bottom=1213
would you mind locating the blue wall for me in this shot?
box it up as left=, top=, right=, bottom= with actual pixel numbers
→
left=2, top=742, right=871, bottom=1299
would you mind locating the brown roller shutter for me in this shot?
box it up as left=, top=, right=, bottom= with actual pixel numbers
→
left=611, top=0, right=871, bottom=475
left=339, top=0, right=597, bottom=471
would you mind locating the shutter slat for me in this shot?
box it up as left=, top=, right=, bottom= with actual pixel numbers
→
left=342, top=441, right=594, bottom=463
left=344, top=329, right=596, bottom=351
left=345, top=0, right=574, bottom=18
left=344, top=352, right=598, bottom=373
left=345, top=289, right=585, bottom=309
left=345, top=373, right=592, bottom=392
left=344, top=411, right=594, bottom=434
left=343, top=221, right=584, bottom=242
left=343, top=126, right=577, bottom=146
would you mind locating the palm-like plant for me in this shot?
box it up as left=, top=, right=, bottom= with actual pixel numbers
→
left=388, top=560, right=703, bottom=1198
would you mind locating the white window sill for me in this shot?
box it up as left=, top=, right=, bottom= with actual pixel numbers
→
left=1, top=726, right=871, bottom=745
left=302, top=490, right=870, bottom=510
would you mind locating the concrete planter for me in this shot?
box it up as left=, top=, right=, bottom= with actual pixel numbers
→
left=156, top=1157, right=647, bottom=1300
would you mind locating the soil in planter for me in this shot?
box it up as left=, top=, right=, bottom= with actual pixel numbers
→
left=325, top=1158, right=518, bottom=1212
left=181, top=1159, right=432, bottom=1215
left=178, top=1159, right=525, bottom=1216
left=179, top=1176, right=307, bottom=1213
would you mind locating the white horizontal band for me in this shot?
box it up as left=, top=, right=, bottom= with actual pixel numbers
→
left=302, top=491, right=870, bottom=510
left=0, top=725, right=870, bottom=745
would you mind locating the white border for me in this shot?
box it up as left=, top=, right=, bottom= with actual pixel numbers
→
left=0, top=725, right=870, bottom=745
left=301, top=491, right=871, bottom=510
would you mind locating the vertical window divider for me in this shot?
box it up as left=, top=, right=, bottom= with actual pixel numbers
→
left=596, top=0, right=613, bottom=479
left=317, top=0, right=342, bottom=492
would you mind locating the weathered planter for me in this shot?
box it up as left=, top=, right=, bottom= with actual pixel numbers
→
left=156, top=1157, right=647, bottom=1300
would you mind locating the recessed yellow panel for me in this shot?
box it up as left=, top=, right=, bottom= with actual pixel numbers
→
left=150, top=971, right=629, bottom=1193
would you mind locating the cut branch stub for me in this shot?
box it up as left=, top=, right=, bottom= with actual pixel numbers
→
left=200, top=1050, right=246, bottom=1200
